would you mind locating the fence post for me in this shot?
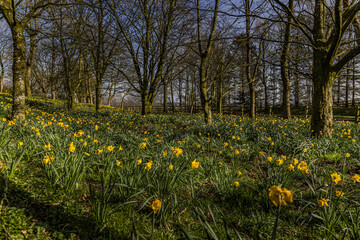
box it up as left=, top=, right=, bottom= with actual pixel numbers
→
left=269, top=106, right=273, bottom=117
left=355, top=106, right=359, bottom=123
left=305, top=105, right=308, bottom=119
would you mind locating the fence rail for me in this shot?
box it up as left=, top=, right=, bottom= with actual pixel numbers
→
left=122, top=103, right=360, bottom=122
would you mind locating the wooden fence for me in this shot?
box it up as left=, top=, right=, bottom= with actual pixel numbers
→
left=123, top=103, right=360, bottom=122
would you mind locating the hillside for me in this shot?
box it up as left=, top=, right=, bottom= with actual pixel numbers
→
left=0, top=93, right=359, bottom=239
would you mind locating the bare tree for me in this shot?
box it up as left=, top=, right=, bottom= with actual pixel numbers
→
left=0, top=0, right=60, bottom=120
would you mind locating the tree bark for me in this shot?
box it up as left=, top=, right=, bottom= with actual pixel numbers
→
left=345, top=67, right=349, bottom=107
left=11, top=26, right=27, bottom=120
left=0, top=55, right=4, bottom=93
left=163, top=81, right=168, bottom=113
left=352, top=60, right=356, bottom=107
left=24, top=30, right=36, bottom=97
left=141, top=95, right=153, bottom=115
left=280, top=0, right=293, bottom=119
left=245, top=0, right=255, bottom=118
left=311, top=70, right=336, bottom=137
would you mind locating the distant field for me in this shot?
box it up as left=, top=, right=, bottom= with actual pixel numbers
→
left=0, top=92, right=359, bottom=239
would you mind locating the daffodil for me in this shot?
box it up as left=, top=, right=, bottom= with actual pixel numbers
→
left=150, top=198, right=161, bottom=214
left=191, top=159, right=199, bottom=169
left=44, top=143, right=51, bottom=150
left=288, top=164, right=295, bottom=171
left=268, top=185, right=294, bottom=206
left=336, top=190, right=344, bottom=197
left=331, top=172, right=341, bottom=184
left=144, top=161, right=153, bottom=171
left=318, top=198, right=329, bottom=207
left=352, top=174, right=360, bottom=183
left=43, top=155, right=52, bottom=165
left=69, top=142, right=76, bottom=153
left=107, top=145, right=114, bottom=152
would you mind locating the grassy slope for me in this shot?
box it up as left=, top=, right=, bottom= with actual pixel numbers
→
left=0, top=93, right=359, bottom=239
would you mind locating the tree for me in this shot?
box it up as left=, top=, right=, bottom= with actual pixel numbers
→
left=107, top=0, right=177, bottom=115
left=279, top=0, right=293, bottom=119
left=274, top=0, right=360, bottom=137
left=196, top=0, right=219, bottom=124
left=85, top=0, right=118, bottom=112
left=0, top=0, right=60, bottom=120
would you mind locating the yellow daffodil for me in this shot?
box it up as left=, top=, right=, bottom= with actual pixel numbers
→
left=352, top=174, right=360, bottom=183
left=268, top=185, right=294, bottom=206
left=144, top=161, right=153, bottom=171
left=335, top=190, right=344, bottom=197
left=150, top=198, right=161, bottom=214
left=331, top=172, right=342, bottom=184
left=69, top=142, right=76, bottom=153
left=139, top=142, right=147, bottom=149
left=288, top=164, right=295, bottom=171
left=318, top=198, right=329, bottom=207
left=191, top=159, right=199, bottom=169
left=107, top=145, right=114, bottom=152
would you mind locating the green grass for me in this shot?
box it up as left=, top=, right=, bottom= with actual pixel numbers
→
left=0, top=92, right=359, bottom=239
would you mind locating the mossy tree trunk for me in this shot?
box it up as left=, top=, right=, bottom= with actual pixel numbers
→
left=275, top=0, right=360, bottom=137
left=24, top=22, right=37, bottom=98
left=311, top=66, right=336, bottom=137
left=0, top=54, right=4, bottom=93
left=11, top=26, right=27, bottom=120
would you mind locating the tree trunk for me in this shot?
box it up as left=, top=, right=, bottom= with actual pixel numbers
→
left=95, top=73, right=102, bottom=112
left=280, top=0, right=293, bottom=119
left=200, top=68, right=212, bottom=123
left=249, top=84, right=255, bottom=117
left=11, top=26, right=27, bottom=120
left=0, top=56, right=4, bottom=93
left=163, top=81, right=168, bottom=113
left=50, top=36, right=56, bottom=100
left=352, top=60, right=356, bottom=107
left=264, top=84, right=268, bottom=110
left=345, top=67, right=349, bottom=107
left=170, top=81, right=175, bottom=112
left=203, top=100, right=212, bottom=124
left=141, top=95, right=153, bottom=115
left=218, top=96, right=223, bottom=115
left=294, top=65, right=300, bottom=107
left=245, top=0, right=255, bottom=118
left=25, top=34, right=36, bottom=97
left=311, top=69, right=336, bottom=137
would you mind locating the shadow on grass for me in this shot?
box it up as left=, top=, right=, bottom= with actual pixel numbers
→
left=0, top=175, right=129, bottom=240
